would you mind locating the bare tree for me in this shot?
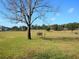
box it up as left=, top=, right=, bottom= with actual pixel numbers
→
left=0, top=0, right=58, bottom=39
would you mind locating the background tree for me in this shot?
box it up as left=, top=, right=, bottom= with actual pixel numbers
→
left=11, top=26, right=19, bottom=31
left=53, top=24, right=58, bottom=31
left=0, top=0, right=58, bottom=39
left=46, top=27, right=51, bottom=31
left=19, top=26, right=27, bottom=31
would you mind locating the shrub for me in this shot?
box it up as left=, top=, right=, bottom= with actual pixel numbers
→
left=46, top=27, right=50, bottom=31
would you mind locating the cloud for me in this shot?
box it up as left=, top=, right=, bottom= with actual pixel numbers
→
left=56, top=13, right=60, bottom=16
left=68, top=8, right=74, bottom=13
left=51, top=18, right=56, bottom=21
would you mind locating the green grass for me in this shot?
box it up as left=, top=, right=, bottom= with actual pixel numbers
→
left=0, top=30, right=79, bottom=59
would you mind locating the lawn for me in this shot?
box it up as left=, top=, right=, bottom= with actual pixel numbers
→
left=0, top=30, right=79, bottom=59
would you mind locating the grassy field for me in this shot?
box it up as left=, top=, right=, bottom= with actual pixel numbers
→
left=0, top=30, right=79, bottom=59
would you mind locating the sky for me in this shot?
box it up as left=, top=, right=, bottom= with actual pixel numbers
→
left=0, top=0, right=79, bottom=27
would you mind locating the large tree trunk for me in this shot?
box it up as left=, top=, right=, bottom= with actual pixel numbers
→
left=27, top=0, right=32, bottom=39
left=28, top=24, right=31, bottom=39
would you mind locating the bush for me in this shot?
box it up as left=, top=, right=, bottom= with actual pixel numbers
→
left=46, top=27, right=50, bottom=31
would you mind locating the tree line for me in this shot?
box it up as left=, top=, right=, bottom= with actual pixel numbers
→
left=0, top=22, right=79, bottom=31
left=51, top=22, right=79, bottom=31
left=0, top=26, right=27, bottom=31
left=32, top=22, right=79, bottom=31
